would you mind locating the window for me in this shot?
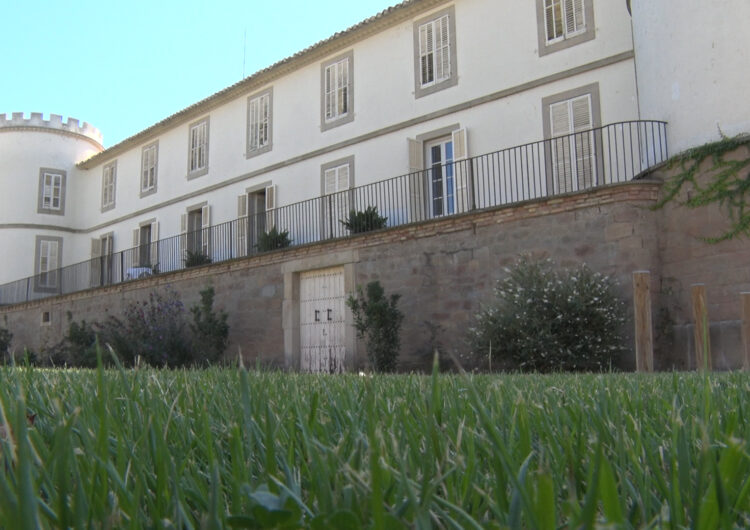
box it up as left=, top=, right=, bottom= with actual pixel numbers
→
left=536, top=0, right=595, bottom=56
left=101, top=161, right=116, bottom=211
left=132, top=221, right=158, bottom=269
left=37, top=168, right=66, bottom=215
left=188, top=117, right=209, bottom=178
left=321, top=156, right=354, bottom=239
left=34, top=236, right=62, bottom=292
left=542, top=83, right=601, bottom=193
left=141, top=142, right=158, bottom=196
left=413, top=6, right=457, bottom=98
left=91, top=233, right=114, bottom=287
left=321, top=51, right=354, bottom=131
left=181, top=204, right=211, bottom=259
left=247, top=88, right=273, bottom=157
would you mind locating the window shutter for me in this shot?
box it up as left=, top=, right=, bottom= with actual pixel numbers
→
left=452, top=129, right=471, bottom=213
left=408, top=138, right=424, bottom=172
left=48, top=241, right=58, bottom=282
left=452, top=128, right=468, bottom=161
left=180, top=214, right=188, bottom=259
left=201, top=205, right=211, bottom=256
left=265, top=185, right=276, bottom=210
left=237, top=195, right=247, bottom=257
left=571, top=95, right=592, bottom=131
left=150, top=222, right=159, bottom=267
left=265, top=185, right=276, bottom=229
left=91, top=238, right=102, bottom=258
left=565, top=0, right=585, bottom=34
left=550, top=101, right=572, bottom=137
left=324, top=169, right=337, bottom=194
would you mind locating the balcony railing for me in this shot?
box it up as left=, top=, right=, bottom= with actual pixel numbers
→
left=0, top=120, right=667, bottom=306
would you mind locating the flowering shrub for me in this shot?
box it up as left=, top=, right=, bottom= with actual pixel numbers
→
left=468, top=257, right=626, bottom=372
left=99, top=286, right=193, bottom=367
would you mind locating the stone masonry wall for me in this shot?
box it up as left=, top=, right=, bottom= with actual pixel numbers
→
left=650, top=143, right=750, bottom=370
left=1, top=182, right=662, bottom=371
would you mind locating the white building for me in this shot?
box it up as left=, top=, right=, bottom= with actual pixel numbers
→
left=0, top=0, right=746, bottom=302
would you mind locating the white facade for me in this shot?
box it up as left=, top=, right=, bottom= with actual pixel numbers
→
left=0, top=0, right=744, bottom=294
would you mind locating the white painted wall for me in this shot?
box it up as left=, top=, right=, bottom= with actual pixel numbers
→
left=632, top=0, right=750, bottom=154
left=2, top=0, right=641, bottom=288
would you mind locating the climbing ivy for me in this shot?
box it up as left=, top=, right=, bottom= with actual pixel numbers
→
left=654, top=134, right=750, bottom=242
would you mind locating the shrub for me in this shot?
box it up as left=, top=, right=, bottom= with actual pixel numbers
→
left=43, top=315, right=100, bottom=367
left=256, top=227, right=292, bottom=252
left=346, top=281, right=404, bottom=372
left=189, top=287, right=229, bottom=364
left=341, top=206, right=388, bottom=234
left=0, top=322, right=12, bottom=362
left=98, top=286, right=193, bottom=367
left=184, top=250, right=212, bottom=267
left=468, top=257, right=626, bottom=372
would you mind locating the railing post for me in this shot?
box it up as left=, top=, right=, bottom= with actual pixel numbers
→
left=691, top=284, right=712, bottom=371
left=633, top=271, right=654, bottom=372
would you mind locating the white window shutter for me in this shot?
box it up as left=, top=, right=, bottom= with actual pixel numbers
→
left=236, top=195, right=247, bottom=257
left=324, top=169, right=337, bottom=194
left=150, top=222, right=159, bottom=266
left=48, top=241, right=58, bottom=272
left=571, top=95, right=592, bottom=131
left=408, top=138, right=423, bottom=172
left=265, top=185, right=276, bottom=210
left=201, top=205, right=211, bottom=256
left=132, top=228, right=140, bottom=248
left=452, top=128, right=468, bottom=161
left=91, top=238, right=102, bottom=258
left=337, top=166, right=350, bottom=190
left=550, top=101, right=572, bottom=136
left=201, top=205, right=211, bottom=229
left=180, top=214, right=188, bottom=259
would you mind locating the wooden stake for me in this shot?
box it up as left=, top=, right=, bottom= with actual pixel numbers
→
left=691, top=284, right=712, bottom=371
left=633, top=271, right=653, bottom=372
left=742, top=292, right=750, bottom=371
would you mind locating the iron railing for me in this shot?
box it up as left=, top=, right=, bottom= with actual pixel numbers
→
left=0, top=120, right=667, bottom=305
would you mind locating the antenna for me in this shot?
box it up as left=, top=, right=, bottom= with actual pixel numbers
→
left=242, top=29, right=247, bottom=79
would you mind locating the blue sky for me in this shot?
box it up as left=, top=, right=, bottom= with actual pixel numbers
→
left=1, top=1, right=398, bottom=147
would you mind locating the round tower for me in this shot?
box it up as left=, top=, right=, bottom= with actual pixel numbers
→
left=0, top=112, right=103, bottom=291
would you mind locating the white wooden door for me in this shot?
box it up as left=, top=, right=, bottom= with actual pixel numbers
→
left=300, top=267, right=346, bottom=373
left=425, top=137, right=455, bottom=217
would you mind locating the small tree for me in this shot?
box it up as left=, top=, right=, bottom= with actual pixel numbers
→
left=468, top=257, right=626, bottom=372
left=256, top=227, right=292, bottom=252
left=346, top=281, right=404, bottom=372
left=184, top=249, right=212, bottom=267
left=189, top=287, right=229, bottom=364
left=341, top=206, right=388, bottom=234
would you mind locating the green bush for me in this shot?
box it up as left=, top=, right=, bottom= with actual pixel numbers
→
left=468, top=257, right=626, bottom=372
left=0, top=322, right=12, bottom=362
left=346, top=281, right=404, bottom=372
left=341, top=206, right=388, bottom=234
left=43, top=316, right=100, bottom=367
left=184, top=249, right=212, bottom=267
left=256, top=227, right=292, bottom=252
left=189, top=287, right=229, bottom=364
left=98, top=286, right=193, bottom=367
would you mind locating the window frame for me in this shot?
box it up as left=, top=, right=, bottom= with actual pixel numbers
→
left=140, top=141, right=159, bottom=197
left=101, top=161, right=117, bottom=212
left=187, top=117, right=210, bottom=179
left=246, top=87, right=273, bottom=158
left=320, top=155, right=355, bottom=239
left=412, top=5, right=458, bottom=99
left=320, top=51, right=354, bottom=131
left=34, top=235, right=63, bottom=293
left=541, top=83, right=602, bottom=192
left=37, top=168, right=66, bottom=215
left=536, top=0, right=595, bottom=57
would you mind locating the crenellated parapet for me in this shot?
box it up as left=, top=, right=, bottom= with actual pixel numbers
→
left=0, top=112, right=102, bottom=145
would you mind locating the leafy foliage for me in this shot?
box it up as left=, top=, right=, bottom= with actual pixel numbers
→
left=189, top=287, right=229, bottom=365
left=43, top=315, right=99, bottom=367
left=469, top=256, right=626, bottom=372
left=346, top=281, right=404, bottom=372
left=256, top=227, right=292, bottom=252
left=184, top=249, right=212, bottom=267
left=0, top=322, right=12, bottom=360
left=654, top=134, right=750, bottom=241
left=340, top=206, right=388, bottom=234
left=97, top=286, right=193, bottom=367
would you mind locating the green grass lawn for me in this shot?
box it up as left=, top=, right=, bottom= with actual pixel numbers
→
left=1, top=361, right=750, bottom=528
